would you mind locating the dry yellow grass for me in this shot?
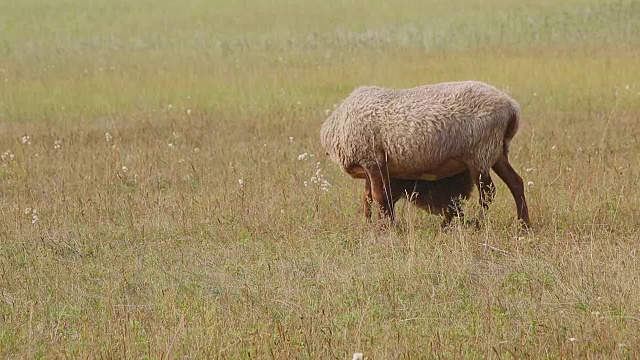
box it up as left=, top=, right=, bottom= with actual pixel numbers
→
left=1, top=0, right=640, bottom=358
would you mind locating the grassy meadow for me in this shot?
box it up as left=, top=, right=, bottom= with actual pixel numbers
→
left=1, top=0, right=640, bottom=357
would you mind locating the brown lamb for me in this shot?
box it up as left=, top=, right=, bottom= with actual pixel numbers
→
left=363, top=170, right=474, bottom=229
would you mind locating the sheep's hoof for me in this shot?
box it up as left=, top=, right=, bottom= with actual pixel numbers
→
left=440, top=217, right=477, bottom=232
left=440, top=222, right=453, bottom=232
left=517, top=221, right=534, bottom=235
left=457, top=217, right=481, bottom=230
left=465, top=217, right=481, bottom=229
left=373, top=218, right=394, bottom=232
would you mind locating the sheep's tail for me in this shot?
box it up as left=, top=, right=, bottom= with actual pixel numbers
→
left=502, top=100, right=521, bottom=157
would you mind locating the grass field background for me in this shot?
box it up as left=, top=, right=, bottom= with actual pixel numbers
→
left=1, top=0, right=640, bottom=357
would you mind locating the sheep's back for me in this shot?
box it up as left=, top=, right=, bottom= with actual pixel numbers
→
left=320, top=81, right=518, bottom=173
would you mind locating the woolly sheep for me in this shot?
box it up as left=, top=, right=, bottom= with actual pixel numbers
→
left=320, top=80, right=531, bottom=228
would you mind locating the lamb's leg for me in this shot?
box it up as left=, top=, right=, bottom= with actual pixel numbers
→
left=470, top=169, right=496, bottom=210
left=440, top=195, right=465, bottom=230
left=365, top=165, right=394, bottom=222
left=363, top=177, right=372, bottom=220
left=491, top=155, right=531, bottom=229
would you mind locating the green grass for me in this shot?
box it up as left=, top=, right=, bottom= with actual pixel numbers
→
left=1, top=0, right=640, bottom=357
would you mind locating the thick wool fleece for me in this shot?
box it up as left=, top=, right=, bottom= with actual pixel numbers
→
left=320, top=81, right=520, bottom=179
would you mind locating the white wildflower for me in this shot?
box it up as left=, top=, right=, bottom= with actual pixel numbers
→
left=303, top=181, right=308, bottom=187
left=308, top=161, right=331, bottom=192
left=238, top=179, right=245, bottom=188
left=21, top=135, right=31, bottom=144
left=121, top=166, right=128, bottom=172
left=105, top=132, right=112, bottom=142
left=527, top=181, right=534, bottom=186
left=298, top=153, right=308, bottom=161
left=24, top=207, right=38, bottom=224
left=568, top=337, right=577, bottom=342
left=352, top=353, right=364, bottom=360
left=288, top=136, right=294, bottom=143
left=2, top=150, right=15, bottom=162
left=186, top=109, right=192, bottom=115
left=54, top=140, right=62, bottom=150
left=193, top=147, right=200, bottom=153
left=168, top=143, right=175, bottom=148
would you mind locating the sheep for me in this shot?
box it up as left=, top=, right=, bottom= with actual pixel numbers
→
left=363, top=170, right=475, bottom=229
left=320, top=80, right=531, bottom=228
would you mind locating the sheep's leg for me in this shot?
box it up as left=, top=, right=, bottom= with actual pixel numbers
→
left=363, top=177, right=372, bottom=220
left=365, top=165, right=394, bottom=222
left=491, top=155, right=531, bottom=229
